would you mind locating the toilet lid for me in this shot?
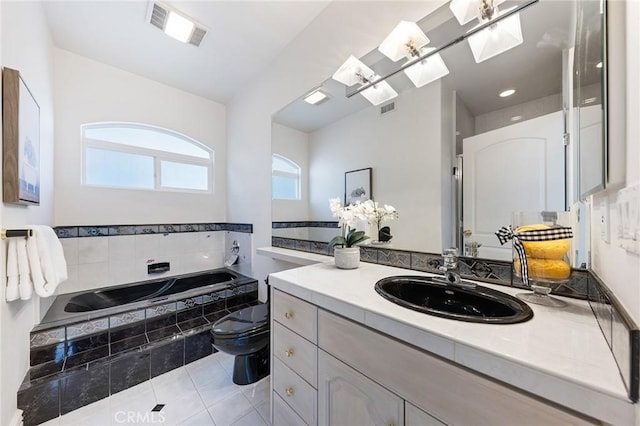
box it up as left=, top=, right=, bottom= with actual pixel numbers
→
left=212, top=303, right=269, bottom=336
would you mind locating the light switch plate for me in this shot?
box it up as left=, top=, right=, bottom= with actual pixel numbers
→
left=600, top=196, right=610, bottom=243
left=617, top=184, right=640, bottom=255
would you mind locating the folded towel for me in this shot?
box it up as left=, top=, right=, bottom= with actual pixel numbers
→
left=31, top=225, right=68, bottom=297
left=17, top=239, right=33, bottom=300
left=6, top=239, right=19, bottom=302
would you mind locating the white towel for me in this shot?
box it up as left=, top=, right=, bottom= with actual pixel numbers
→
left=31, top=225, right=68, bottom=297
left=16, top=239, right=33, bottom=300
left=6, top=239, right=20, bottom=301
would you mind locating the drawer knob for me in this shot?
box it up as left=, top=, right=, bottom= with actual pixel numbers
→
left=284, top=311, right=293, bottom=319
left=285, top=387, right=294, bottom=397
left=285, top=348, right=294, bottom=357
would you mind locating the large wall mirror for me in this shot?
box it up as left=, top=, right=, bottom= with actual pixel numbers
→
left=271, top=0, right=605, bottom=265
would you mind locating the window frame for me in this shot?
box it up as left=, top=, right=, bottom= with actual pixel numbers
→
left=81, top=122, right=214, bottom=193
left=272, top=154, right=302, bottom=200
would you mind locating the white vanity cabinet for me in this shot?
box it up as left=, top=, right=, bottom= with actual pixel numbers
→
left=271, top=289, right=318, bottom=425
left=271, top=289, right=599, bottom=426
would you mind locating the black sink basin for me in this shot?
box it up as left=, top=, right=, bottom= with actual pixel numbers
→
left=375, top=276, right=533, bottom=324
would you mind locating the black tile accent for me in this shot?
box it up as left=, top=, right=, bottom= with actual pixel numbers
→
left=30, top=342, right=65, bottom=366
left=178, top=317, right=209, bottom=332
left=272, top=237, right=285, bottom=248
left=410, top=252, right=441, bottom=273
left=184, top=330, right=214, bottom=364
left=137, top=225, right=160, bottom=234
left=203, top=291, right=226, bottom=314
left=109, top=225, right=137, bottom=236
left=59, top=363, right=110, bottom=415
left=29, top=359, right=64, bottom=381
left=78, top=226, right=109, bottom=237
left=18, top=380, right=59, bottom=426
left=147, top=325, right=181, bottom=343
left=111, top=334, right=149, bottom=355
left=295, top=240, right=311, bottom=252
left=159, top=224, right=180, bottom=233
left=110, top=351, right=150, bottom=394
left=66, top=332, right=109, bottom=357
left=177, top=306, right=203, bottom=323
left=272, top=221, right=339, bottom=229
left=280, top=238, right=296, bottom=250
left=64, top=345, right=110, bottom=369
left=310, top=241, right=329, bottom=255
left=146, top=313, right=177, bottom=332
left=150, top=339, right=185, bottom=378
left=111, top=322, right=146, bottom=343
left=180, top=224, right=199, bottom=232
left=54, top=226, right=79, bottom=238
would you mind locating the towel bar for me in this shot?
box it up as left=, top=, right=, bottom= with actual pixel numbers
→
left=1, top=229, right=33, bottom=240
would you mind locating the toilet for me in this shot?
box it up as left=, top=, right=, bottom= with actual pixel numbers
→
left=211, top=302, right=270, bottom=385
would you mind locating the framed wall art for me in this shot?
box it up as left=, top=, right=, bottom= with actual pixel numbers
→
left=345, top=167, right=372, bottom=206
left=2, top=67, right=40, bottom=205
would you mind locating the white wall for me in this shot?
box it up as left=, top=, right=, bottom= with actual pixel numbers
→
left=226, top=1, right=449, bottom=295
left=53, top=48, right=227, bottom=226
left=271, top=123, right=310, bottom=222
left=590, top=0, right=640, bottom=326
left=0, top=2, right=55, bottom=424
left=308, top=84, right=444, bottom=253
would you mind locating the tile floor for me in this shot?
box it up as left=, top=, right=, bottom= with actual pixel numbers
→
left=39, top=351, right=271, bottom=426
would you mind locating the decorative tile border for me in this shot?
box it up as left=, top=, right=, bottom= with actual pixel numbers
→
left=66, top=319, right=109, bottom=340
left=272, top=221, right=339, bottom=229
left=30, top=328, right=66, bottom=349
left=54, top=222, right=253, bottom=238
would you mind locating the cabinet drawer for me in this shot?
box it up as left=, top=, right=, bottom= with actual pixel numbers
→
left=273, top=321, right=317, bottom=387
left=273, top=392, right=308, bottom=426
left=273, top=356, right=317, bottom=425
left=272, top=289, right=317, bottom=342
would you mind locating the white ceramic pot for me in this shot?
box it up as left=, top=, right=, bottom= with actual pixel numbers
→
left=334, top=247, right=360, bottom=269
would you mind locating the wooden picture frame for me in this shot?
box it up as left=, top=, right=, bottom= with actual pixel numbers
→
left=3, top=67, right=40, bottom=205
left=345, top=167, right=372, bottom=206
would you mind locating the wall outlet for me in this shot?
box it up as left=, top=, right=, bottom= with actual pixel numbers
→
left=599, top=197, right=610, bottom=243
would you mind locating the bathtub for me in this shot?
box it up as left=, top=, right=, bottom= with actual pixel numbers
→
left=39, top=267, right=256, bottom=327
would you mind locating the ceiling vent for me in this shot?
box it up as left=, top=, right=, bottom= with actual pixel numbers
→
left=380, top=102, right=396, bottom=115
left=149, top=1, right=208, bottom=47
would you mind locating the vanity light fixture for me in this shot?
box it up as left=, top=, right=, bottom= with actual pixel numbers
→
left=303, top=88, right=329, bottom=105
left=378, top=21, right=450, bottom=88
left=466, top=3, right=524, bottom=63
left=332, top=55, right=398, bottom=106
left=499, top=88, right=516, bottom=97
left=449, top=0, right=507, bottom=25
left=149, top=1, right=208, bottom=46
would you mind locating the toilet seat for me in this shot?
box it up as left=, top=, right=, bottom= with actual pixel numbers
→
left=212, top=303, right=269, bottom=339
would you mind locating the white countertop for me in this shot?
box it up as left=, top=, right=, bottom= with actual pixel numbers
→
left=266, top=252, right=636, bottom=425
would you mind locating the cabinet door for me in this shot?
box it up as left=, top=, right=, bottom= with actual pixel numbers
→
left=405, top=402, right=447, bottom=426
left=318, top=350, right=403, bottom=426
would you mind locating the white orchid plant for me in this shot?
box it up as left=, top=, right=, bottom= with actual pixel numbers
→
left=328, top=198, right=399, bottom=247
left=359, top=199, right=399, bottom=242
left=328, top=198, right=369, bottom=249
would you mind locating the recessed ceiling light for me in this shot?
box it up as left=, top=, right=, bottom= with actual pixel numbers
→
left=510, top=115, right=522, bottom=121
left=304, top=89, right=329, bottom=105
left=596, top=62, right=603, bottom=69
left=499, top=89, right=516, bottom=98
left=165, top=11, right=195, bottom=43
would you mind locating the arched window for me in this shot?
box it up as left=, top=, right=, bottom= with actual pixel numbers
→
left=272, top=154, right=301, bottom=200
left=81, top=122, right=213, bottom=192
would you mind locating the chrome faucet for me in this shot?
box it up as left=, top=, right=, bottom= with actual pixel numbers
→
left=437, top=249, right=476, bottom=289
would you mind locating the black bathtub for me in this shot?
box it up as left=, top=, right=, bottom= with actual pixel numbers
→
left=64, top=270, right=237, bottom=313
left=39, top=267, right=255, bottom=326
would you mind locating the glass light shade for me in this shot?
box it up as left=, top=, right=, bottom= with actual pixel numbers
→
left=467, top=11, right=523, bottom=63
left=360, top=79, right=398, bottom=106
left=165, top=11, right=194, bottom=43
left=449, top=0, right=507, bottom=25
left=404, top=50, right=449, bottom=88
left=332, top=55, right=374, bottom=86
left=378, top=21, right=430, bottom=62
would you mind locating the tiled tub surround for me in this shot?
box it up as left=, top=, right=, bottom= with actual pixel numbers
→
left=265, top=241, right=639, bottom=403
left=269, top=262, right=637, bottom=425
left=20, top=272, right=260, bottom=426
left=55, top=222, right=253, bottom=295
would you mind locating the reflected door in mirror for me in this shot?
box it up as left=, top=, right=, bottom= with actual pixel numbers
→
left=463, top=111, right=565, bottom=260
